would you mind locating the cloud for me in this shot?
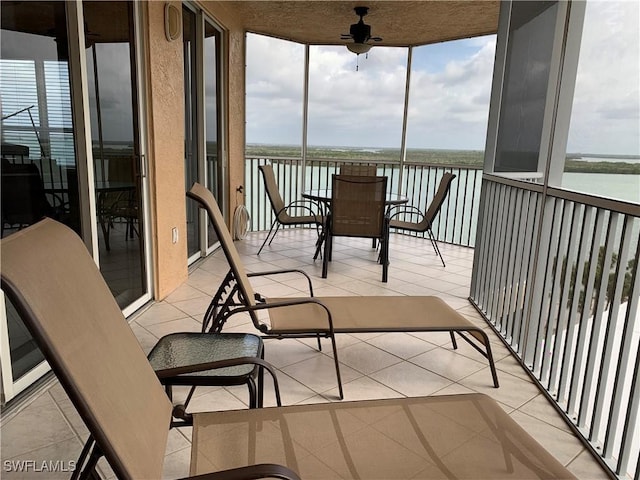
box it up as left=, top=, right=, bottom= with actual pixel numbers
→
left=247, top=1, right=638, bottom=156
left=566, top=0, right=639, bottom=155
left=246, top=33, right=495, bottom=149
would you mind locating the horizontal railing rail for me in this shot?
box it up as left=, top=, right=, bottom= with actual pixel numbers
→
left=245, top=155, right=482, bottom=248
left=470, top=174, right=640, bottom=480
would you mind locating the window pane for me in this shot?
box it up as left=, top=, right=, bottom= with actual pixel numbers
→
left=406, top=36, right=495, bottom=165
left=563, top=1, right=639, bottom=203
left=307, top=46, right=407, bottom=158
left=246, top=34, right=304, bottom=156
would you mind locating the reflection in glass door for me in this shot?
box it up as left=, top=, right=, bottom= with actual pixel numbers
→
left=204, top=19, right=222, bottom=248
left=184, top=6, right=200, bottom=259
left=1, top=1, right=82, bottom=398
left=84, top=1, right=148, bottom=309
left=184, top=6, right=224, bottom=259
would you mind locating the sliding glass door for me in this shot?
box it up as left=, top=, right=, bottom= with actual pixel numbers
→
left=0, top=0, right=150, bottom=402
left=84, top=1, right=149, bottom=310
left=184, top=4, right=224, bottom=262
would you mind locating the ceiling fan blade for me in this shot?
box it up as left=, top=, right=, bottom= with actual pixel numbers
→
left=340, top=34, right=352, bottom=39
left=371, top=37, right=383, bottom=42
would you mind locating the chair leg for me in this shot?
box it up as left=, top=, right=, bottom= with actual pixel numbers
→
left=258, top=349, right=265, bottom=408
left=322, top=232, right=331, bottom=278
left=247, top=377, right=257, bottom=409
left=427, top=228, right=446, bottom=267
left=449, top=331, right=458, bottom=349
left=257, top=220, right=278, bottom=255
left=328, top=334, right=344, bottom=400
left=313, top=223, right=324, bottom=260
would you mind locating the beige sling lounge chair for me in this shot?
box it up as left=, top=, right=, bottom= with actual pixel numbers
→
left=188, top=183, right=500, bottom=400
left=1, top=219, right=576, bottom=480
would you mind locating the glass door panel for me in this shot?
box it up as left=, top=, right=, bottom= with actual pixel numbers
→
left=204, top=19, right=221, bottom=248
left=183, top=6, right=200, bottom=259
left=84, top=1, right=148, bottom=308
left=1, top=1, right=81, bottom=386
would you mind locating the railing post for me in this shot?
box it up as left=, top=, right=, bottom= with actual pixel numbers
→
left=397, top=47, right=412, bottom=196
left=301, top=44, right=310, bottom=193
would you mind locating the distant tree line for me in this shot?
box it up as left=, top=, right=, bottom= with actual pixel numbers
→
left=245, top=144, right=640, bottom=174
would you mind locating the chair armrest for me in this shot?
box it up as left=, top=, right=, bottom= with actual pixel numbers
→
left=155, top=356, right=282, bottom=406
left=277, top=199, right=324, bottom=221
left=248, top=269, right=314, bottom=296
left=387, top=205, right=424, bottom=222
left=183, top=464, right=301, bottom=480
left=226, top=297, right=335, bottom=333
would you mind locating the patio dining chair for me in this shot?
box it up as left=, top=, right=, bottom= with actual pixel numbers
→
left=339, top=164, right=377, bottom=176
left=1, top=217, right=576, bottom=480
left=323, top=174, right=390, bottom=282
left=257, top=163, right=324, bottom=255
left=389, top=172, right=456, bottom=267
left=187, top=182, right=501, bottom=401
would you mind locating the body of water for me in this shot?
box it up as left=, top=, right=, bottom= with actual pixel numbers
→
left=561, top=172, right=640, bottom=204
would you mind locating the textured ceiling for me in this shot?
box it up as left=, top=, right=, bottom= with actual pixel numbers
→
left=222, top=1, right=500, bottom=47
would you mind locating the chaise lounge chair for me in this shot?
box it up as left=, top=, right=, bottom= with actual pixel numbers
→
left=187, top=182, right=500, bottom=400
left=1, top=218, right=575, bottom=479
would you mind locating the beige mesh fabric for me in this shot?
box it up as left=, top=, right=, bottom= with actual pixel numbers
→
left=191, top=393, right=575, bottom=479
left=259, top=164, right=287, bottom=219
left=390, top=172, right=456, bottom=231
left=266, top=296, right=483, bottom=339
left=331, top=175, right=387, bottom=238
left=339, top=164, right=377, bottom=176
left=188, top=183, right=257, bottom=306
left=259, top=164, right=323, bottom=225
left=0, top=219, right=171, bottom=480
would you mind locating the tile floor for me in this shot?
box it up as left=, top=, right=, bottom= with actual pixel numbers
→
left=0, top=229, right=610, bottom=479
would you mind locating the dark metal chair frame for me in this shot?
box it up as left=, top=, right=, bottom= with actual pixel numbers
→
left=322, top=174, right=390, bottom=282
left=0, top=218, right=572, bottom=480
left=257, top=163, right=325, bottom=255
left=188, top=183, right=502, bottom=402
left=388, top=172, right=457, bottom=267
left=0, top=218, right=295, bottom=480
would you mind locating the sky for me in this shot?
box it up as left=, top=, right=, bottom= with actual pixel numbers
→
left=246, top=1, right=640, bottom=156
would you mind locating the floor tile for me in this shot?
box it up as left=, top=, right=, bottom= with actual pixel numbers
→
left=0, top=229, right=611, bottom=479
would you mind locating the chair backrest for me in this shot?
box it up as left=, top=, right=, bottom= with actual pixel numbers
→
left=424, top=172, right=456, bottom=225
left=0, top=219, right=171, bottom=480
left=339, top=164, right=377, bottom=176
left=187, top=183, right=258, bottom=310
left=1, top=160, right=53, bottom=228
left=330, top=175, right=387, bottom=238
left=258, top=164, right=286, bottom=219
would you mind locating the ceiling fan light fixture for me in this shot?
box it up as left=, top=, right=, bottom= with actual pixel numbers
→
left=346, top=42, right=372, bottom=55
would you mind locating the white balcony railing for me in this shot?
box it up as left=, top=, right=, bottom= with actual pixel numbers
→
left=245, top=157, right=640, bottom=479
left=470, top=174, right=640, bottom=480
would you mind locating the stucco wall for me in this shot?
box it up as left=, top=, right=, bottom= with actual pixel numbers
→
left=144, top=1, right=188, bottom=299
left=141, top=1, right=247, bottom=300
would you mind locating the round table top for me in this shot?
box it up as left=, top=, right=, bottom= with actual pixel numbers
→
left=302, top=189, right=408, bottom=205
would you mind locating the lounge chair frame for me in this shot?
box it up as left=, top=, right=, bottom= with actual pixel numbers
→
left=188, top=183, right=500, bottom=401
left=0, top=218, right=574, bottom=480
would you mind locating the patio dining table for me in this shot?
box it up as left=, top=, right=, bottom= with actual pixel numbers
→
left=302, top=189, right=408, bottom=207
left=302, top=188, right=408, bottom=262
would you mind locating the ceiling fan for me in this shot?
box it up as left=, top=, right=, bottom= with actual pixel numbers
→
left=341, top=6, right=383, bottom=55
